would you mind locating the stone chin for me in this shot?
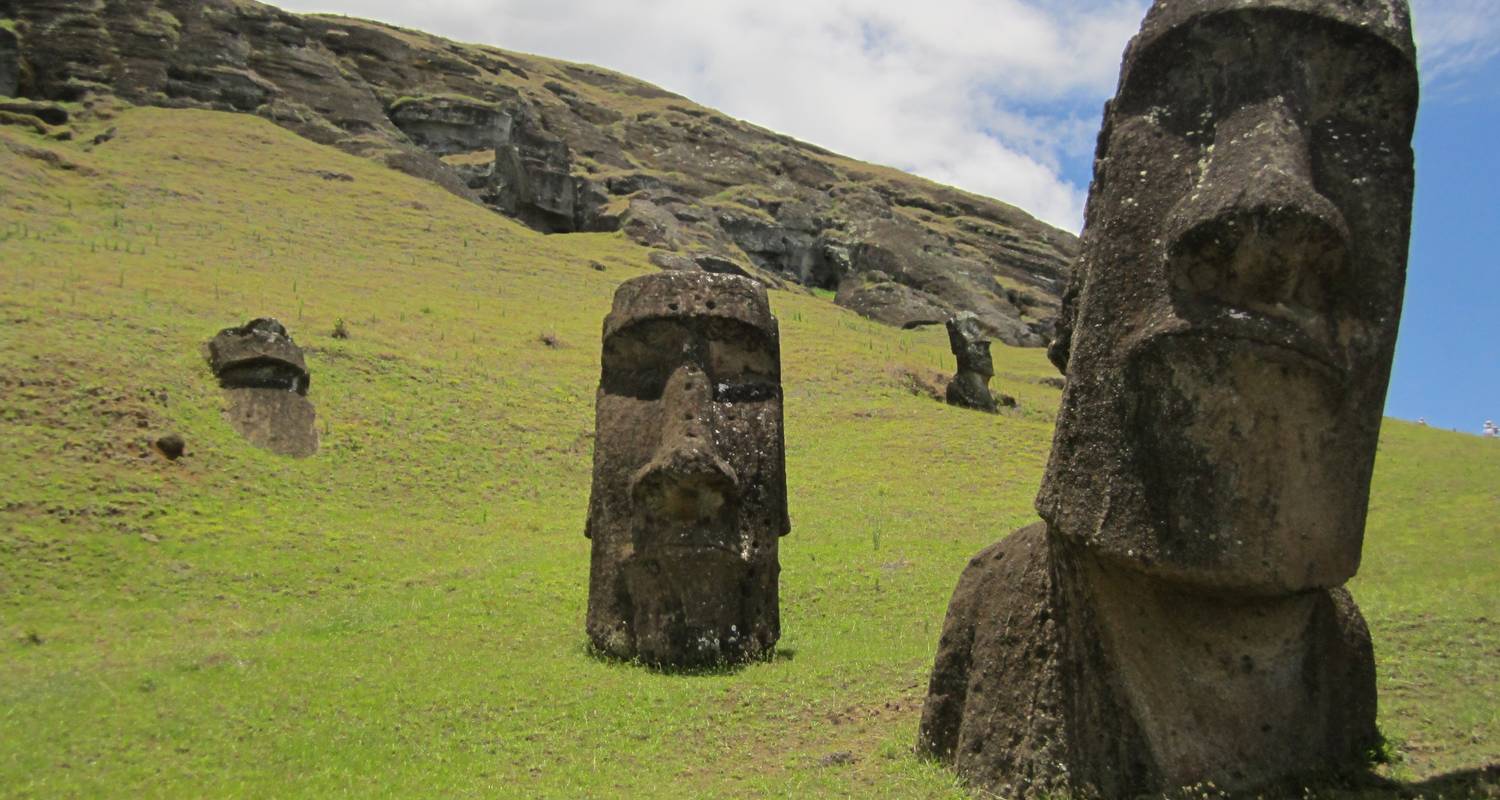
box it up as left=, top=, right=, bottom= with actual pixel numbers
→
left=1112, top=328, right=1374, bottom=595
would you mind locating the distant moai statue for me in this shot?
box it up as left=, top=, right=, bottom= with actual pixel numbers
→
left=206, top=318, right=318, bottom=457
left=944, top=312, right=999, bottom=413
left=585, top=271, right=789, bottom=667
left=918, top=1, right=1419, bottom=796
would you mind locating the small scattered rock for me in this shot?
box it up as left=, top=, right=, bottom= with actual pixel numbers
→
left=154, top=434, right=186, bottom=460
left=591, top=261, right=607, bottom=272
left=819, top=752, right=856, bottom=767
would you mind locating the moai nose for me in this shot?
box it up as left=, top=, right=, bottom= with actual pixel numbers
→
left=1166, top=98, right=1351, bottom=312
left=630, top=365, right=740, bottom=524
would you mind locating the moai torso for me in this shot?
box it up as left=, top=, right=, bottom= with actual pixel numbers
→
left=585, top=272, right=789, bottom=667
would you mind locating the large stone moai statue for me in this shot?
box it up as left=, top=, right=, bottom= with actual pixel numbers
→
left=944, top=312, right=999, bottom=413
left=586, top=271, right=790, bottom=667
left=918, top=1, right=1418, bottom=796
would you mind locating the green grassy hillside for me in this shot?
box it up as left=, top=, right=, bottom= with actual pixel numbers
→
left=1, top=108, right=1495, bottom=798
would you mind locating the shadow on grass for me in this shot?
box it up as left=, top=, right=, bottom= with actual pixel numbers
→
left=1322, top=765, right=1500, bottom=799
left=583, top=642, right=796, bottom=677
left=1205, top=765, right=1500, bottom=800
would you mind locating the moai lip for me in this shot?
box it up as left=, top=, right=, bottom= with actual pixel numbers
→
left=585, top=271, right=789, bottom=668
left=920, top=1, right=1418, bottom=796
left=206, top=318, right=319, bottom=458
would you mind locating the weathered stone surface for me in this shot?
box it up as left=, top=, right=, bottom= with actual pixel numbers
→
left=206, top=318, right=318, bottom=457
left=0, top=98, right=66, bottom=126
left=223, top=388, right=319, bottom=458
left=835, top=280, right=949, bottom=330
left=8, top=0, right=1076, bottom=342
left=920, top=1, right=1418, bottom=796
left=0, top=26, right=19, bottom=98
left=388, top=93, right=511, bottom=156
left=586, top=271, right=789, bottom=667
left=207, top=318, right=308, bottom=393
left=943, top=312, right=998, bottom=412
left=488, top=101, right=617, bottom=233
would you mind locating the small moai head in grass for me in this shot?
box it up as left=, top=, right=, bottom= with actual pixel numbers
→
left=585, top=271, right=789, bottom=667
left=1038, top=0, right=1419, bottom=595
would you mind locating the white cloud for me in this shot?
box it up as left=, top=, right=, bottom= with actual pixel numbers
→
left=1410, top=0, right=1500, bottom=83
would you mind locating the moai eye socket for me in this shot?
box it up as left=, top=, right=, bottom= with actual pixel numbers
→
left=600, top=320, right=694, bottom=400
left=706, top=320, right=779, bottom=404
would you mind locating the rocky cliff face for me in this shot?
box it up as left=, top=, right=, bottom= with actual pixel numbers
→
left=2, top=0, right=1078, bottom=344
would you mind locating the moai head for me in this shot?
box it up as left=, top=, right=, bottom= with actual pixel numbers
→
left=586, top=271, right=789, bottom=666
left=207, top=318, right=310, bottom=394
left=947, top=312, right=995, bottom=379
left=1038, top=0, right=1418, bottom=595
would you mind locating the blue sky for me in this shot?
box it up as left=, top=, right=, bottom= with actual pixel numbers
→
left=1388, top=54, right=1500, bottom=432
left=275, top=0, right=1497, bottom=431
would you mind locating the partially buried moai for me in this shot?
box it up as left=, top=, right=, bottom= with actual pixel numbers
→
left=586, top=271, right=789, bottom=667
left=919, top=1, right=1418, bottom=796
left=944, top=312, right=1000, bottom=413
left=206, top=318, right=318, bottom=458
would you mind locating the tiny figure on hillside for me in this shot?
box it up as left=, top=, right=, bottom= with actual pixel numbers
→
left=944, top=312, right=1006, bottom=413
left=1485, top=420, right=1496, bottom=437
left=584, top=271, right=790, bottom=667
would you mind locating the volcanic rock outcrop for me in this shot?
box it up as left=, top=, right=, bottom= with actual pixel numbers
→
left=918, top=1, right=1419, bottom=796
left=585, top=272, right=789, bottom=667
left=3, top=0, right=1075, bottom=344
left=206, top=318, right=318, bottom=458
left=943, top=312, right=999, bottom=413
left=0, top=25, right=19, bottom=98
